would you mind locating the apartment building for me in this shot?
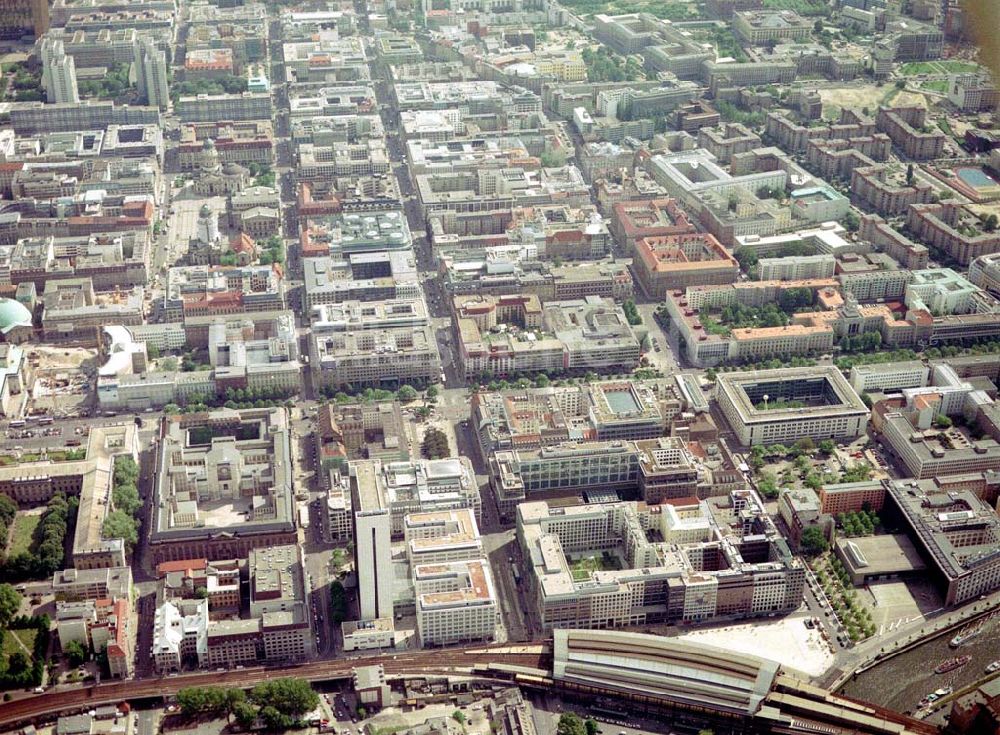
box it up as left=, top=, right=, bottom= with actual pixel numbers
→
left=876, top=107, right=945, bottom=161
left=849, top=361, right=929, bottom=394
left=858, top=214, right=929, bottom=270
left=818, top=480, right=886, bottom=515
left=906, top=201, right=1000, bottom=266
left=698, top=124, right=762, bottom=165
left=851, top=163, right=934, bottom=216
left=176, top=93, right=273, bottom=123
left=757, top=254, right=836, bottom=281
left=41, top=38, right=80, bottom=105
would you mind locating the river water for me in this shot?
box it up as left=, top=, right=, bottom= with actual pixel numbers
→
left=839, top=616, right=1000, bottom=713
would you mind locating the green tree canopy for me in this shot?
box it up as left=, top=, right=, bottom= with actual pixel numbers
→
left=557, top=713, right=587, bottom=735
left=800, top=526, right=829, bottom=556
left=0, top=584, right=22, bottom=626
left=250, top=678, right=319, bottom=719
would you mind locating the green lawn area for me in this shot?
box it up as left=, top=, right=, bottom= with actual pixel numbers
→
left=699, top=313, right=731, bottom=337
left=920, top=80, right=949, bottom=93
left=762, top=0, right=829, bottom=14
left=939, top=61, right=980, bottom=73
left=8, top=513, right=40, bottom=557
left=900, top=60, right=981, bottom=76
left=0, top=628, right=37, bottom=676
left=11, top=628, right=37, bottom=654
left=569, top=553, right=622, bottom=581
left=899, top=61, right=938, bottom=75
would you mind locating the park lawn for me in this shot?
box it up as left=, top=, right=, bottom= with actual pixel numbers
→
left=939, top=60, right=979, bottom=73
left=8, top=513, right=40, bottom=557
left=920, top=80, right=949, bottom=93
left=899, top=61, right=939, bottom=75
left=762, top=0, right=828, bottom=15
left=12, top=628, right=37, bottom=654
left=569, top=553, right=623, bottom=581
left=0, top=629, right=36, bottom=674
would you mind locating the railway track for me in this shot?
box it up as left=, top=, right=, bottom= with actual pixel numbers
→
left=0, top=648, right=549, bottom=729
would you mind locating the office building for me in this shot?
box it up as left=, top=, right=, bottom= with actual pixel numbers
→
left=148, top=408, right=297, bottom=564
left=414, top=559, right=497, bottom=647
left=632, top=233, right=739, bottom=299
left=517, top=496, right=805, bottom=630
left=849, top=361, right=929, bottom=394
left=348, top=457, right=481, bottom=537
left=350, top=465, right=394, bottom=622
left=758, top=254, right=836, bottom=282
left=716, top=367, right=870, bottom=446
left=886, top=481, right=1000, bottom=605
left=819, top=480, right=886, bottom=515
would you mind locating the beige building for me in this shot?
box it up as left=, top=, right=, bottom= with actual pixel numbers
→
left=632, top=233, right=738, bottom=299
left=414, top=559, right=497, bottom=647
left=716, top=367, right=870, bottom=446
left=517, top=496, right=805, bottom=630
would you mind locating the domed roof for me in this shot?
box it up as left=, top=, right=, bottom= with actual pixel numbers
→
left=0, top=298, right=32, bottom=334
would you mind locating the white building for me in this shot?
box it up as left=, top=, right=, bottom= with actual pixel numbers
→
left=414, top=559, right=497, bottom=647
left=404, top=509, right=483, bottom=565
left=849, top=361, right=929, bottom=394
left=757, top=254, right=836, bottom=281
left=715, top=367, right=870, bottom=446
left=134, top=37, right=169, bottom=110
left=351, top=464, right=394, bottom=622
left=41, top=38, right=80, bottom=104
